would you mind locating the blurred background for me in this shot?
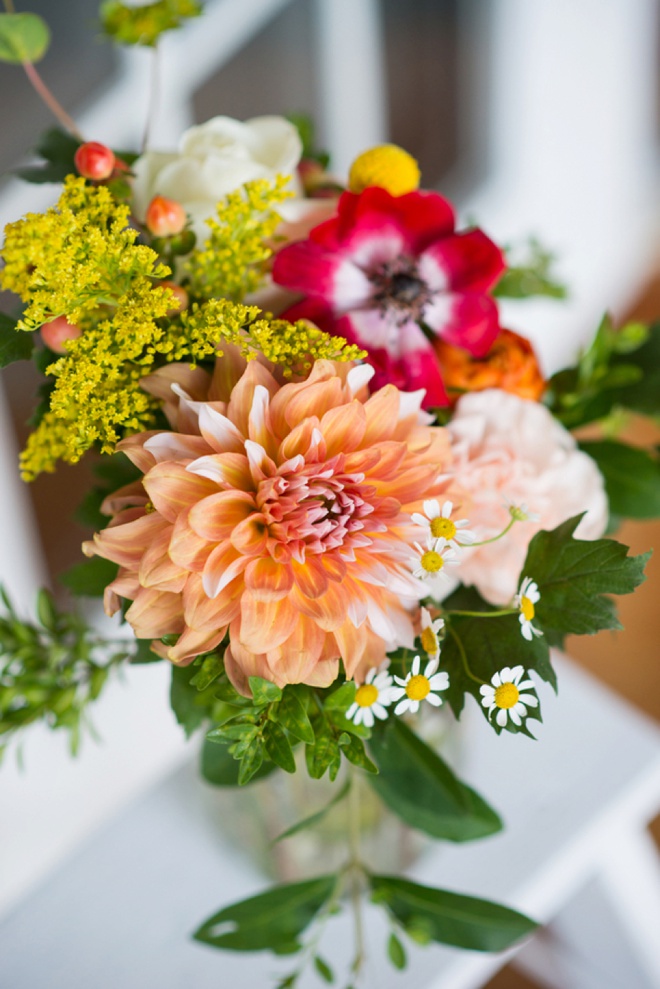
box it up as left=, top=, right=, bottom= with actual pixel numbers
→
left=0, top=2, right=659, bottom=987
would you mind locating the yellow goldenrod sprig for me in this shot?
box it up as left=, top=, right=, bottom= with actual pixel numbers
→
left=184, top=176, right=292, bottom=302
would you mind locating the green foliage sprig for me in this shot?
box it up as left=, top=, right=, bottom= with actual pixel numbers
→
left=493, top=236, right=567, bottom=300
left=0, top=587, right=138, bottom=759
left=100, top=0, right=202, bottom=47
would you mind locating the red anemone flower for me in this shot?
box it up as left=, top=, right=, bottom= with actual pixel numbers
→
left=273, top=187, right=505, bottom=407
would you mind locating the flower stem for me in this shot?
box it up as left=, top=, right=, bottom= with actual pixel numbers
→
left=447, top=624, right=485, bottom=685
left=21, top=61, right=83, bottom=140
left=468, top=517, right=516, bottom=547
left=444, top=608, right=517, bottom=619
left=141, top=44, right=160, bottom=153
left=347, top=767, right=366, bottom=979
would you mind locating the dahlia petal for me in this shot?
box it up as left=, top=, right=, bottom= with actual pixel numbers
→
left=196, top=403, right=246, bottom=453
left=143, top=463, right=217, bottom=523
left=100, top=481, right=149, bottom=516
left=186, top=452, right=253, bottom=490
left=142, top=432, right=210, bottom=464
left=419, top=229, right=505, bottom=293
left=362, top=386, right=402, bottom=445
left=282, top=377, right=345, bottom=428
left=230, top=514, right=269, bottom=556
left=91, top=513, right=170, bottom=568
left=226, top=360, right=279, bottom=442
left=184, top=572, right=243, bottom=630
left=244, top=557, right=294, bottom=600
left=239, top=593, right=298, bottom=653
left=116, top=432, right=160, bottom=473
left=168, top=510, right=215, bottom=572
left=267, top=615, right=328, bottom=683
left=346, top=363, right=375, bottom=398
left=224, top=640, right=282, bottom=696
left=278, top=418, right=324, bottom=462
left=202, top=541, right=249, bottom=599
left=125, top=587, right=184, bottom=639
left=188, top=490, right=256, bottom=541
left=319, top=400, right=366, bottom=457
left=166, top=624, right=227, bottom=665
left=291, top=557, right=329, bottom=599
left=138, top=528, right=187, bottom=592
left=290, top=581, right=347, bottom=631
left=334, top=620, right=368, bottom=678
left=423, top=292, right=500, bottom=357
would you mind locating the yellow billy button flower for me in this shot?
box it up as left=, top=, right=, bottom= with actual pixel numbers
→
left=480, top=666, right=539, bottom=728
left=412, top=499, right=475, bottom=551
left=514, top=576, right=543, bottom=641
left=345, top=663, right=395, bottom=729
left=391, top=655, right=449, bottom=716
left=348, top=144, right=421, bottom=196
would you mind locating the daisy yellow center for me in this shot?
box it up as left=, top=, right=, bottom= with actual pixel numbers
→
left=521, top=596, right=535, bottom=621
left=355, top=683, right=378, bottom=708
left=430, top=517, right=456, bottom=540
left=494, top=682, right=520, bottom=709
left=406, top=674, right=431, bottom=701
left=420, top=627, right=438, bottom=655
left=348, top=145, right=421, bottom=196
left=420, top=550, right=444, bottom=573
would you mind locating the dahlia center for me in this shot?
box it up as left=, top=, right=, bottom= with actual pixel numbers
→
left=406, top=674, right=431, bottom=701
left=355, top=683, right=378, bottom=707
left=494, top=682, right=519, bottom=709
left=521, top=596, right=535, bottom=621
left=430, top=517, right=456, bottom=540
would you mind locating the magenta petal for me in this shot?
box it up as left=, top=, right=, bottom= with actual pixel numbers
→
left=420, top=229, right=506, bottom=293
left=397, top=321, right=449, bottom=406
left=423, top=292, right=501, bottom=357
left=272, top=241, right=371, bottom=308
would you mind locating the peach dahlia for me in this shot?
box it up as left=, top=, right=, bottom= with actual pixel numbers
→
left=84, top=355, right=454, bottom=693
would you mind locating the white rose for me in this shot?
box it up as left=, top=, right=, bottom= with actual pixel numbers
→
left=446, top=389, right=609, bottom=604
left=132, top=115, right=304, bottom=244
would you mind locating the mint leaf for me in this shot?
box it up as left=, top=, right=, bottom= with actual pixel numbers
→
left=0, top=312, right=33, bottom=367
left=0, top=12, right=50, bottom=63
left=579, top=441, right=660, bottom=519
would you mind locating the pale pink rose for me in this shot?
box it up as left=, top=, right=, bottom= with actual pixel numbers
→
left=446, top=389, right=608, bottom=605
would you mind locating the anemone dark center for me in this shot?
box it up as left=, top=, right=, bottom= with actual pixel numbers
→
left=370, top=258, right=431, bottom=326
left=390, top=272, right=426, bottom=304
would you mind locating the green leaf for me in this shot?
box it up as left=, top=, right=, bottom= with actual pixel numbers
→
left=14, top=127, right=81, bottom=184
left=100, top=0, right=202, bottom=47
left=579, top=441, right=660, bottom=519
left=368, top=720, right=502, bottom=841
left=314, top=955, right=334, bottom=983
left=338, top=733, right=378, bottom=774
left=200, top=737, right=275, bottom=787
left=306, top=712, right=341, bottom=780
left=248, top=676, right=282, bottom=706
left=493, top=237, right=567, bottom=300
left=276, top=687, right=315, bottom=744
left=193, top=875, right=335, bottom=953
left=238, top=739, right=264, bottom=785
left=189, top=652, right=224, bottom=691
left=0, top=312, right=33, bottom=367
left=170, top=664, right=208, bottom=737
left=263, top=721, right=296, bottom=774
left=130, top=637, right=160, bottom=664
left=0, top=13, right=50, bottom=63
left=59, top=557, right=119, bottom=598
left=272, top=779, right=351, bottom=844
left=370, top=875, right=537, bottom=952
left=387, top=931, right=407, bottom=970
left=523, top=514, right=650, bottom=637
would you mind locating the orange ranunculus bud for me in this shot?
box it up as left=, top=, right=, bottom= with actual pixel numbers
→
left=40, top=316, right=82, bottom=353
left=74, top=142, right=116, bottom=181
left=145, top=195, right=187, bottom=237
left=434, top=329, right=545, bottom=405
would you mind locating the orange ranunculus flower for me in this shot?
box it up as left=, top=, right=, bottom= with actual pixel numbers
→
left=434, top=329, right=545, bottom=404
left=84, top=355, right=455, bottom=693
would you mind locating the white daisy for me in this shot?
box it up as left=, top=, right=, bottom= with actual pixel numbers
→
left=506, top=500, right=541, bottom=523
left=419, top=606, right=444, bottom=662
left=411, top=499, right=476, bottom=550
left=390, top=654, right=449, bottom=715
left=513, top=576, right=543, bottom=641
left=345, top=663, right=394, bottom=728
left=411, top=541, right=457, bottom=582
left=479, top=665, right=539, bottom=727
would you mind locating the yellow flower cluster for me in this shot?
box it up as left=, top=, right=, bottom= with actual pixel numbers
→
left=184, top=176, right=291, bottom=301
left=0, top=176, right=169, bottom=330
left=3, top=176, right=365, bottom=480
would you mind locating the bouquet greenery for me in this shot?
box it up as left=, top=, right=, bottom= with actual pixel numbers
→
left=1, top=3, right=657, bottom=985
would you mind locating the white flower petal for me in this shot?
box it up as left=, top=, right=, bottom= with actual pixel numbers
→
left=425, top=692, right=442, bottom=707
left=496, top=708, right=508, bottom=727
left=423, top=499, right=440, bottom=519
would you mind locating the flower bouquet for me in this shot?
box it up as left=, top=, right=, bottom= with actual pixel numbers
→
left=1, top=3, right=658, bottom=985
